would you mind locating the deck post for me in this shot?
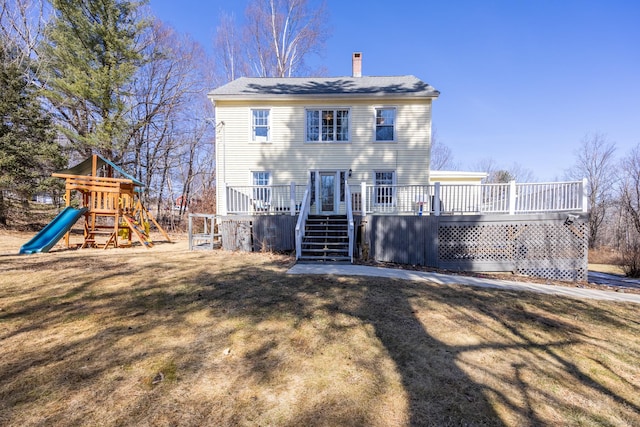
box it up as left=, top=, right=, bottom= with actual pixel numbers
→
left=290, top=182, right=296, bottom=216
left=220, top=182, right=228, bottom=216
left=508, top=180, right=516, bottom=215
left=434, top=182, right=441, bottom=216
left=581, top=178, right=588, bottom=213
left=361, top=182, right=367, bottom=214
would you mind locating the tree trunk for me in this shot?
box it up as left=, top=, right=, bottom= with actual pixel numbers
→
left=0, top=190, right=7, bottom=226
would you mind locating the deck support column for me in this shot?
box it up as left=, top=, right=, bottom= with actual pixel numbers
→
left=582, top=178, right=588, bottom=213
left=290, top=182, right=296, bottom=216
left=508, top=180, right=516, bottom=215
left=220, top=182, right=228, bottom=216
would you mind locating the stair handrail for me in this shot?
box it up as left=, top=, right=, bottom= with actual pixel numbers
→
left=345, top=176, right=355, bottom=263
left=295, top=181, right=311, bottom=260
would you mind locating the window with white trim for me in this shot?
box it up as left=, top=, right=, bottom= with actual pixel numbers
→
left=375, top=171, right=395, bottom=205
left=252, top=171, right=271, bottom=207
left=375, top=107, right=396, bottom=141
left=306, top=109, right=349, bottom=142
left=252, top=109, right=270, bottom=142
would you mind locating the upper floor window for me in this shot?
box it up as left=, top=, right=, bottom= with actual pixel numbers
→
left=306, top=109, right=349, bottom=142
left=252, top=109, right=270, bottom=142
left=375, top=107, right=396, bottom=141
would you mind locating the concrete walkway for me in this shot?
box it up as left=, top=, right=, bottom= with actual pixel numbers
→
left=287, top=264, right=640, bottom=304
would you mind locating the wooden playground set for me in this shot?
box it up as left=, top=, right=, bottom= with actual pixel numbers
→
left=50, top=155, right=170, bottom=250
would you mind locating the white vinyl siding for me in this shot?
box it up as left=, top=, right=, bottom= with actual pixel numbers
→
left=213, top=99, right=433, bottom=213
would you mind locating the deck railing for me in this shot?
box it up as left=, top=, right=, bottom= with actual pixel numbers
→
left=188, top=213, right=221, bottom=250
left=345, top=177, right=354, bottom=263
left=294, top=184, right=311, bottom=260
left=226, top=179, right=587, bottom=216
left=226, top=183, right=306, bottom=215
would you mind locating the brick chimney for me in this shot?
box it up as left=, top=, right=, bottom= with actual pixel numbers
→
left=352, top=52, right=362, bottom=77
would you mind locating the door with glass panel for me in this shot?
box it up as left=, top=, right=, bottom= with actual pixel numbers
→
left=319, top=172, right=336, bottom=213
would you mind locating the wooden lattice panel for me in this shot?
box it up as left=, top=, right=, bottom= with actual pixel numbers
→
left=438, top=219, right=588, bottom=282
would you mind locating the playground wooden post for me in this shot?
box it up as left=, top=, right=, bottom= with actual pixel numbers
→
left=52, top=154, right=170, bottom=249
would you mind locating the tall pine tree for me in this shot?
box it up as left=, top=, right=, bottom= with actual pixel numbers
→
left=40, top=0, right=147, bottom=162
left=0, top=39, right=66, bottom=225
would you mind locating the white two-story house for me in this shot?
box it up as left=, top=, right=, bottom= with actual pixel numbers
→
left=209, top=53, right=439, bottom=216
left=205, top=53, right=587, bottom=281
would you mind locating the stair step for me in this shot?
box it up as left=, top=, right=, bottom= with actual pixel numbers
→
left=306, top=223, right=347, bottom=227
left=303, top=242, right=348, bottom=247
left=302, top=247, right=348, bottom=253
left=300, top=214, right=351, bottom=263
left=304, top=233, right=348, bottom=238
left=305, top=241, right=348, bottom=243
left=298, top=255, right=351, bottom=262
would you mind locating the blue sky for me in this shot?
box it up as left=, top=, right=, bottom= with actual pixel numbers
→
left=149, top=0, right=639, bottom=181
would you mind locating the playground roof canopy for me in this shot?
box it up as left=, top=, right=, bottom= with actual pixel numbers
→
left=57, top=155, right=144, bottom=188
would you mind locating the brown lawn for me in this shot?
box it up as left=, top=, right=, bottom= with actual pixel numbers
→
left=0, top=231, right=639, bottom=426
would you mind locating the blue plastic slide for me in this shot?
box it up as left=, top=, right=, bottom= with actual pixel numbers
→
left=19, top=206, right=87, bottom=254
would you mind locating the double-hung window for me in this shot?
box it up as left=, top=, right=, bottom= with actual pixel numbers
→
left=375, top=171, right=395, bottom=206
left=252, top=109, right=270, bottom=142
left=306, top=108, right=349, bottom=142
left=375, top=107, right=396, bottom=141
left=252, top=171, right=271, bottom=209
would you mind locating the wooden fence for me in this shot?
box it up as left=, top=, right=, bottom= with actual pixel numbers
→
left=194, top=212, right=589, bottom=282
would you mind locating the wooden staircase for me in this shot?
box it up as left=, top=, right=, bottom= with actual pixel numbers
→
left=299, top=215, right=351, bottom=262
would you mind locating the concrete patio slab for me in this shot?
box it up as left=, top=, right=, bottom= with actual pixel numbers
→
left=287, top=264, right=640, bottom=304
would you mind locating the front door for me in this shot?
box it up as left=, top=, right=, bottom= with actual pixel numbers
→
left=320, top=172, right=336, bottom=213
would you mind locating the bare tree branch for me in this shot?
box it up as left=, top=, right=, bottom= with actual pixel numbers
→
left=565, top=132, right=617, bottom=248
left=0, top=0, right=49, bottom=77
left=243, top=0, right=328, bottom=78
left=429, top=130, right=458, bottom=171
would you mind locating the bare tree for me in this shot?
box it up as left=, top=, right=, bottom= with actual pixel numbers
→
left=213, top=12, right=248, bottom=83
left=126, top=18, right=215, bottom=214
left=429, top=130, right=458, bottom=171
left=565, top=132, right=616, bottom=248
left=244, top=0, right=328, bottom=77
left=0, top=0, right=49, bottom=78
left=617, top=144, right=640, bottom=276
left=619, top=143, right=640, bottom=235
left=475, top=158, right=536, bottom=183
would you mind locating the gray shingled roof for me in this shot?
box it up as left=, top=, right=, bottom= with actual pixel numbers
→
left=208, top=76, right=439, bottom=100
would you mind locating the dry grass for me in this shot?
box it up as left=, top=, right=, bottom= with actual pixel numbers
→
left=589, top=247, right=624, bottom=266
left=1, top=231, right=639, bottom=427
left=588, top=263, right=626, bottom=276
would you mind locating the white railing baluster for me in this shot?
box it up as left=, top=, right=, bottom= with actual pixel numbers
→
left=223, top=179, right=587, bottom=216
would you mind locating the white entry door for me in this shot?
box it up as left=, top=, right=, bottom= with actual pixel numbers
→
left=311, top=171, right=341, bottom=214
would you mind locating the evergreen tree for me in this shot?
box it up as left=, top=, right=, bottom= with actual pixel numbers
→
left=0, top=39, right=66, bottom=225
left=40, top=0, right=148, bottom=161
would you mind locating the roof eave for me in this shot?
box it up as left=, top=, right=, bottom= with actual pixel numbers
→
left=208, top=92, right=440, bottom=102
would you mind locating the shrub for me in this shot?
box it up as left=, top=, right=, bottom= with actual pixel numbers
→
left=621, top=243, right=640, bottom=278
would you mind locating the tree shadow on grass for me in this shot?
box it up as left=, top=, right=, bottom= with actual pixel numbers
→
left=354, top=280, right=503, bottom=426
left=190, top=267, right=506, bottom=426
left=1, top=251, right=639, bottom=426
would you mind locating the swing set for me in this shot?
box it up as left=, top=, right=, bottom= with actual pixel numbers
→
left=52, top=154, right=170, bottom=249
